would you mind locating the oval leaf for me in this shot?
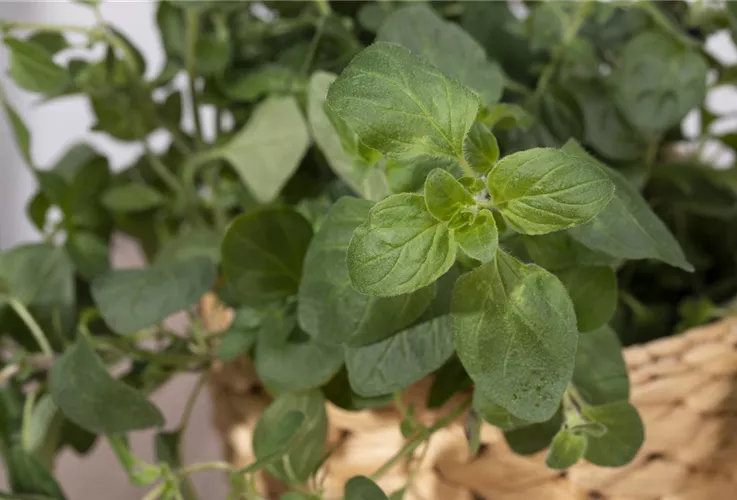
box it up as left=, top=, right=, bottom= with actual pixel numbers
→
left=5, top=38, right=70, bottom=95
left=255, top=339, right=344, bottom=393
left=101, top=183, right=165, bottom=213
left=572, top=325, right=629, bottom=405
left=344, top=476, right=389, bottom=500
left=582, top=401, right=644, bottom=467
left=545, top=429, right=586, bottom=470
left=556, top=266, right=617, bottom=333
left=464, top=122, right=500, bottom=174
left=424, top=168, right=475, bottom=222
left=455, top=209, right=499, bottom=263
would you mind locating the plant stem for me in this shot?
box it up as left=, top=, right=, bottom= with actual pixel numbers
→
left=179, top=461, right=233, bottom=476
left=8, top=298, right=53, bottom=357
left=300, top=15, right=327, bottom=76
left=314, top=0, right=332, bottom=16
left=179, top=373, right=207, bottom=432
left=457, top=155, right=475, bottom=177
left=92, top=337, right=205, bottom=367
left=185, top=10, right=205, bottom=146
left=0, top=20, right=96, bottom=35
left=21, top=389, right=37, bottom=451
left=144, top=142, right=186, bottom=197
left=93, top=6, right=140, bottom=74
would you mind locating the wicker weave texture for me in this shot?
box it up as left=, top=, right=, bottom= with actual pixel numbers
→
left=205, top=294, right=737, bottom=500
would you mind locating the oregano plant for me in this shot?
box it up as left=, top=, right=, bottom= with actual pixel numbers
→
left=1, top=1, right=737, bottom=499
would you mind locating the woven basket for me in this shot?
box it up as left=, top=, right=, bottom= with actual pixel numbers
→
left=203, top=294, right=737, bottom=500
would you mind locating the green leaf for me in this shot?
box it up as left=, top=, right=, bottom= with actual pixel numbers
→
left=563, top=140, right=693, bottom=271
left=220, top=96, right=310, bottom=204
left=155, top=431, right=182, bottom=469
left=222, top=209, right=313, bottom=307
left=216, top=307, right=261, bottom=361
left=65, top=232, right=110, bottom=280
left=385, top=156, right=461, bottom=194
left=307, top=71, right=388, bottom=200
left=345, top=315, right=454, bottom=397
left=464, top=122, right=499, bottom=174
left=503, top=410, right=563, bottom=456
left=582, top=402, right=644, bottom=467
left=322, top=368, right=393, bottom=411
left=26, top=32, right=68, bottom=56
left=614, top=31, right=707, bottom=137
left=486, top=148, right=614, bottom=235
left=241, top=410, right=305, bottom=474
left=101, top=183, right=166, bottom=213
left=546, top=429, right=586, bottom=470
left=427, top=357, right=471, bottom=409
left=91, top=257, right=216, bottom=334
left=556, top=267, right=617, bottom=333
left=155, top=228, right=222, bottom=265
left=455, top=209, right=498, bottom=263
left=452, top=251, right=578, bottom=421
left=252, top=391, right=327, bottom=482
left=49, top=337, right=164, bottom=434
left=572, top=325, right=629, bottom=405
left=326, top=42, right=479, bottom=160
left=255, top=338, right=344, bottom=393
left=424, top=168, right=475, bottom=222
left=347, top=193, right=456, bottom=296
left=377, top=5, right=503, bottom=106
left=226, top=65, right=298, bottom=102
left=522, top=232, right=620, bottom=271
left=1, top=97, right=32, bottom=166
left=23, top=394, right=63, bottom=465
left=298, top=198, right=434, bottom=346
left=4, top=38, right=70, bottom=95
left=3, top=446, right=67, bottom=500
left=473, top=385, right=529, bottom=431
left=344, top=476, right=388, bottom=500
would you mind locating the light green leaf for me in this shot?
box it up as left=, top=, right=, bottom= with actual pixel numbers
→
left=377, top=5, right=503, bottom=106
left=487, top=148, right=615, bottom=235
left=241, top=410, right=304, bottom=474
left=345, top=476, right=389, bottom=500
left=4, top=38, right=70, bottom=95
left=563, top=140, right=693, bottom=271
left=464, top=122, right=499, bottom=174
left=222, top=209, right=313, bottom=307
left=572, top=325, right=629, bottom=405
left=326, top=42, right=479, bottom=160
left=255, top=338, right=344, bottom=393
left=424, top=168, right=474, bottom=222
left=452, top=251, right=578, bottom=421
left=556, top=267, right=617, bottom=333
left=522, top=232, right=620, bottom=271
left=65, top=232, right=110, bottom=280
left=455, top=209, right=498, bottom=263
left=307, top=72, right=388, bottom=201
left=582, top=401, right=644, bottom=467
left=503, top=409, right=563, bottom=456
left=614, top=31, right=707, bottom=137
left=345, top=315, right=454, bottom=397
left=91, top=257, right=216, bottom=334
left=298, top=198, right=434, bottom=346
left=1, top=98, right=32, bottom=165
left=347, top=193, right=456, bottom=296
left=220, top=96, right=310, bottom=204
left=252, top=391, right=327, bottom=482
left=546, top=429, right=586, bottom=470
left=49, top=337, right=164, bottom=434
left=101, top=183, right=165, bottom=213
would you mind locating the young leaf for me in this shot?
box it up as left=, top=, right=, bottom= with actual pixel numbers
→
left=345, top=315, right=454, bottom=397
left=385, top=156, right=461, bottom=194
left=556, top=267, right=617, bottom=333
left=582, top=402, right=644, bottom=467
left=345, top=476, right=389, bottom=500
left=545, top=429, right=586, bottom=470
left=563, top=140, right=693, bottom=271
left=424, top=168, right=475, bottom=222
left=222, top=209, right=313, bottom=307
left=455, top=209, right=498, bottom=263
left=255, top=338, right=344, bottom=393
left=91, top=257, right=216, bottom=334
left=486, top=148, right=614, bottom=235
left=326, top=42, right=479, bottom=160
left=614, top=32, right=707, bottom=137
left=101, top=183, right=165, bottom=213
left=347, top=194, right=456, bottom=296
left=252, top=391, right=327, bottom=482
left=452, top=252, right=578, bottom=421
left=220, top=96, right=310, bottom=204
left=572, top=325, right=629, bottom=405
left=307, top=72, right=388, bottom=201
left=4, top=38, right=70, bottom=95
left=377, top=5, right=503, bottom=106
left=49, top=337, right=164, bottom=434
left=464, top=122, right=500, bottom=174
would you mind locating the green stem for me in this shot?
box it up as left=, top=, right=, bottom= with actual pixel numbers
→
left=0, top=20, right=96, bottom=35
left=144, top=142, right=186, bottom=196
left=179, top=373, right=207, bottom=431
left=92, top=337, right=205, bottom=367
left=300, top=15, right=327, bottom=76
left=457, top=155, right=475, bottom=177
left=8, top=298, right=53, bottom=357
left=186, top=10, right=205, bottom=146
left=314, top=0, right=332, bottom=16
left=21, top=389, right=37, bottom=451
left=182, top=149, right=225, bottom=190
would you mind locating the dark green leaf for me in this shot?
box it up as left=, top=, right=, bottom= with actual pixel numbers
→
left=347, top=193, right=456, bottom=296
left=252, top=391, right=327, bottom=482
left=322, top=368, right=393, bottom=411
left=155, top=228, right=221, bottom=265
left=503, top=410, right=563, bottom=456
left=65, top=232, right=110, bottom=281
left=424, top=169, right=474, bottom=222
left=326, top=42, right=479, bottom=160
left=473, top=385, right=529, bottom=431
left=344, top=476, right=388, bottom=500
left=545, top=429, right=586, bottom=470
left=377, top=5, right=503, bottom=106
left=345, top=315, right=454, bottom=397
left=216, top=307, right=261, bottom=361
left=49, top=337, right=164, bottom=434
left=220, top=96, right=310, bottom=204
left=452, top=252, right=578, bottom=421
left=427, top=357, right=472, bottom=409
left=486, top=148, right=614, bottom=235
left=255, top=338, right=344, bottom=393
left=563, top=140, right=693, bottom=271
left=464, top=122, right=499, bottom=174
left=222, top=209, right=312, bottom=307
left=26, top=32, right=67, bottom=56
left=155, top=431, right=182, bottom=469
left=1, top=98, right=32, bottom=165
left=572, top=325, right=629, bottom=405
left=522, top=232, right=620, bottom=271
left=556, top=267, right=617, bottom=333
left=101, top=183, right=166, bottom=213
left=91, top=257, right=216, bottom=334
left=3, top=447, right=66, bottom=500
left=455, top=209, right=498, bottom=263
left=582, top=402, right=644, bottom=467
left=4, top=38, right=70, bottom=95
